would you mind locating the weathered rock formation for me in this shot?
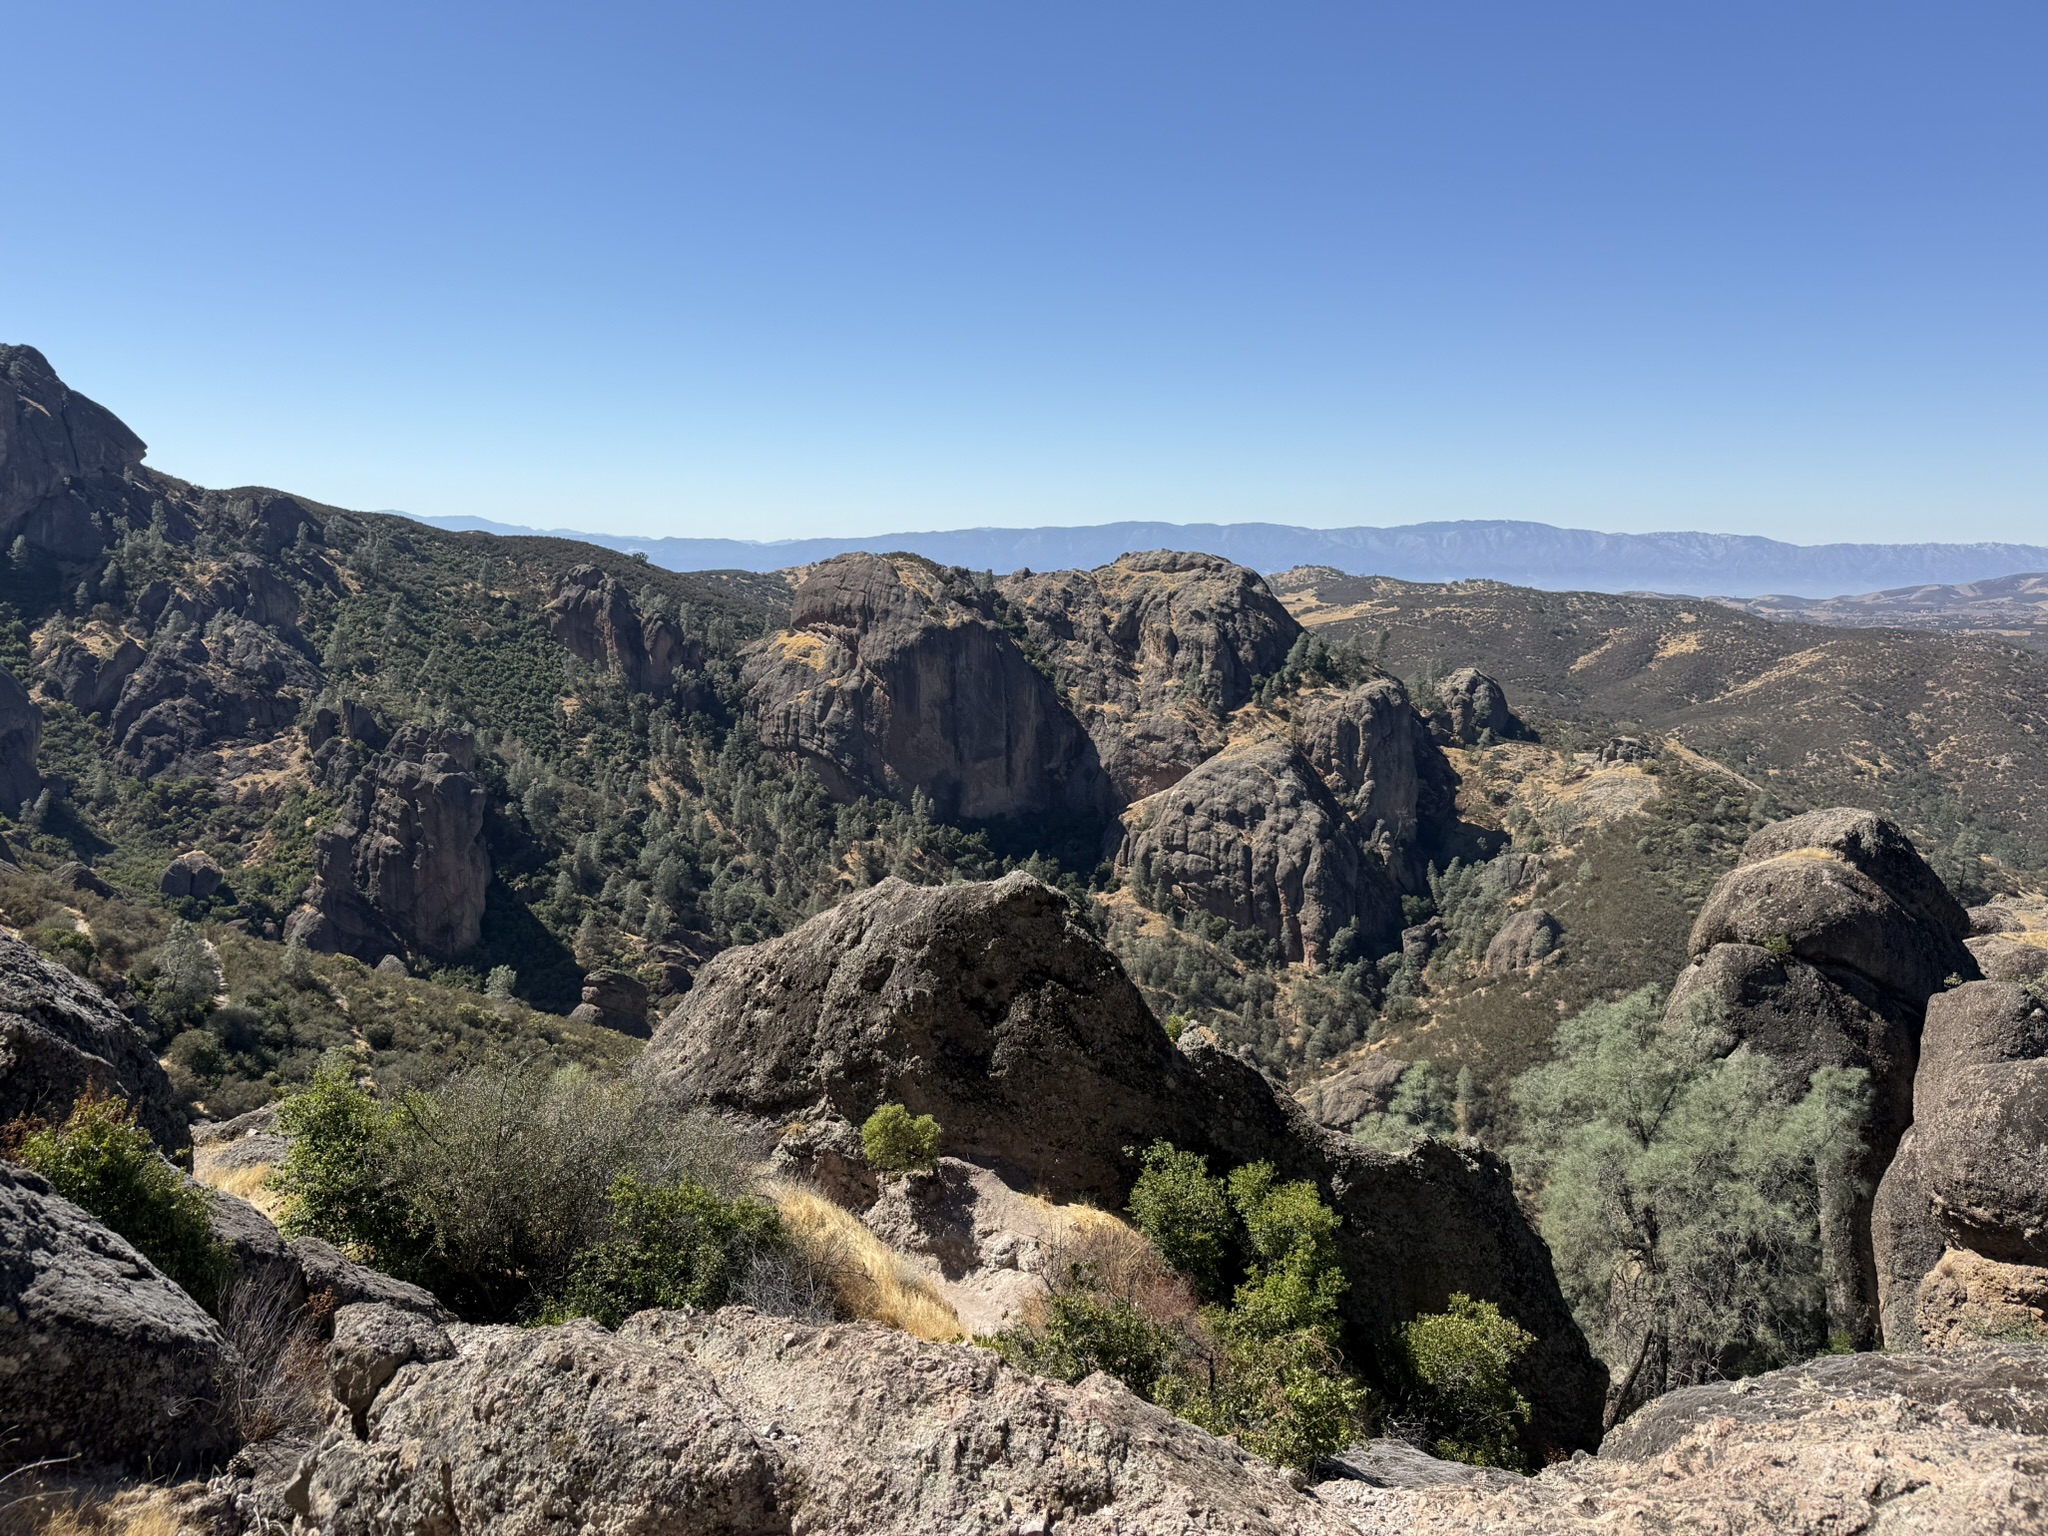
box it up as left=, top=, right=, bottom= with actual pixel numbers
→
left=288, top=1306, right=1357, bottom=1536
left=288, top=725, right=490, bottom=963
left=1917, top=1247, right=2048, bottom=1352
left=0, top=931, right=188, bottom=1151
left=0, top=661, right=40, bottom=812
left=1485, top=908, right=1560, bottom=975
left=161, top=848, right=226, bottom=900
left=545, top=564, right=696, bottom=693
left=1289, top=677, right=1459, bottom=892
left=0, top=1163, right=232, bottom=1474
left=1297, top=1055, right=1410, bottom=1131
left=999, top=551, right=1302, bottom=799
left=1914, top=979, right=2048, bottom=1269
left=638, top=873, right=1605, bottom=1455
left=38, top=628, right=147, bottom=717
left=1, top=343, right=146, bottom=562
left=569, top=968, right=650, bottom=1037
left=1664, top=808, right=1976, bottom=1345
left=1428, top=667, right=1523, bottom=746
left=1870, top=1127, right=1948, bottom=1350
left=1325, top=1344, right=2048, bottom=1534
left=1118, top=737, right=1404, bottom=964
left=746, top=553, right=1117, bottom=824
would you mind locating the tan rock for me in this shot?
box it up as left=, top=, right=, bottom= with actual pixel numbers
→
left=1917, top=1247, right=2048, bottom=1352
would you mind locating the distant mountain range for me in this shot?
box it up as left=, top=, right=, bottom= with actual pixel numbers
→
left=396, top=514, right=2048, bottom=599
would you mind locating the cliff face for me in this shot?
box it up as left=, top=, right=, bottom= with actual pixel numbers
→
left=1000, top=550, right=1301, bottom=801
left=1, top=344, right=148, bottom=561
left=745, top=553, right=1118, bottom=824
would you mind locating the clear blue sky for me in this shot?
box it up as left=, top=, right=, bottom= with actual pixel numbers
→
left=6, top=3, right=2043, bottom=544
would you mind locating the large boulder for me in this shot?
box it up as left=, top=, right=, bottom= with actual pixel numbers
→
left=545, top=564, right=696, bottom=694
left=1427, top=667, right=1523, bottom=746
left=0, top=344, right=145, bottom=561
left=1117, top=737, right=1402, bottom=964
left=39, top=630, right=146, bottom=717
left=1664, top=808, right=1977, bottom=1345
left=638, top=873, right=1605, bottom=1457
left=0, top=662, right=41, bottom=813
left=999, top=550, right=1302, bottom=799
left=0, top=1163, right=232, bottom=1474
left=292, top=1307, right=1359, bottom=1536
left=1913, top=979, right=2048, bottom=1268
left=160, top=848, right=226, bottom=900
left=567, top=968, right=649, bottom=1037
left=0, top=931, right=188, bottom=1151
left=287, top=725, right=490, bottom=963
left=745, top=553, right=1117, bottom=824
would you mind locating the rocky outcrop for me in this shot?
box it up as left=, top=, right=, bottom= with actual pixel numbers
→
left=108, top=620, right=320, bottom=775
left=1289, top=678, right=1457, bottom=892
left=999, top=551, right=1302, bottom=799
left=1917, top=1247, right=2048, bottom=1352
left=1428, top=667, right=1523, bottom=746
left=161, top=848, right=226, bottom=900
left=1968, top=931, right=2048, bottom=982
left=1, top=344, right=145, bottom=561
left=1914, top=979, right=2048, bottom=1269
left=329, top=1301, right=457, bottom=1437
left=287, top=725, right=490, bottom=963
left=1118, top=737, right=1403, bottom=964
left=1297, top=1055, right=1409, bottom=1131
left=545, top=564, right=696, bottom=693
left=1484, top=909, right=1559, bottom=975
left=1664, top=808, right=1977, bottom=1346
left=0, top=662, right=42, bottom=812
left=39, top=629, right=146, bottom=717
left=745, top=553, right=1117, bottom=824
left=1326, top=1345, right=2048, bottom=1534
left=0, top=1163, right=232, bottom=1474
left=638, top=873, right=1605, bottom=1456
left=568, top=968, right=649, bottom=1037
left=290, top=1307, right=1356, bottom=1536
left=0, top=931, right=187, bottom=1151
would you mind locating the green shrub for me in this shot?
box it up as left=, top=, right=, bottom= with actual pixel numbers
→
left=1224, top=1161, right=1347, bottom=1342
left=6, top=1086, right=230, bottom=1312
left=1157, top=1324, right=1370, bottom=1471
left=272, top=1062, right=424, bottom=1277
left=544, top=1174, right=784, bottom=1328
left=1399, top=1293, right=1534, bottom=1470
left=989, top=1281, right=1186, bottom=1400
left=1126, top=1140, right=1235, bottom=1299
left=149, top=918, right=222, bottom=1023
left=861, top=1102, right=941, bottom=1173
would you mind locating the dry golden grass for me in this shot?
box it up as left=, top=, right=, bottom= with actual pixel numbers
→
left=190, top=1152, right=287, bottom=1222
left=0, top=1482, right=194, bottom=1536
left=769, top=1182, right=963, bottom=1342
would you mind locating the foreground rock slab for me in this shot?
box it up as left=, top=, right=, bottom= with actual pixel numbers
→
left=291, top=1306, right=1360, bottom=1536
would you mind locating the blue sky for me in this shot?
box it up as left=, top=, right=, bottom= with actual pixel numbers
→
left=6, top=3, right=2043, bottom=543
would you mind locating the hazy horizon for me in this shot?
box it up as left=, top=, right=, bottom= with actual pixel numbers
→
left=8, top=4, right=2044, bottom=546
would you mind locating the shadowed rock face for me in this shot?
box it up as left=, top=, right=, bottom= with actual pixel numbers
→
left=1, top=344, right=146, bottom=561
left=1289, top=677, right=1458, bottom=892
left=1871, top=1127, right=1947, bottom=1350
left=999, top=551, right=1302, bottom=799
left=1118, top=736, right=1404, bottom=965
left=746, top=553, right=1117, bottom=825
left=546, top=563, right=698, bottom=694
left=0, top=1164, right=231, bottom=1476
left=0, top=662, right=41, bottom=811
left=287, top=724, right=490, bottom=963
left=1666, top=808, right=1978, bottom=1347
left=107, top=621, right=320, bottom=775
left=636, top=872, right=1605, bottom=1457
left=0, top=932, right=188, bottom=1152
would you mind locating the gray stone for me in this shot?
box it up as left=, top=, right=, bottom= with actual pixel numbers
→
left=1915, top=980, right=2048, bottom=1267
left=329, top=1301, right=455, bottom=1436
left=1871, top=1128, right=1946, bottom=1351
left=160, top=848, right=225, bottom=900
left=0, top=931, right=188, bottom=1151
left=0, top=1162, right=232, bottom=1474
left=1485, top=909, right=1560, bottom=975
left=0, top=663, right=41, bottom=813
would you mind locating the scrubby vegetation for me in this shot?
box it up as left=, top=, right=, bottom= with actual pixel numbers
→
left=1396, top=1294, right=1534, bottom=1469
left=1508, top=988, right=1869, bottom=1425
left=4, top=1086, right=230, bottom=1312
left=860, top=1103, right=942, bottom=1174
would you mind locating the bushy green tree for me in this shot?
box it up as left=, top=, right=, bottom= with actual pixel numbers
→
left=1509, top=987, right=1868, bottom=1424
left=861, top=1102, right=941, bottom=1174
left=1126, top=1140, right=1235, bottom=1299
left=1352, top=1060, right=1460, bottom=1152
left=8, top=1087, right=230, bottom=1311
left=272, top=1061, right=423, bottom=1275
left=544, top=1174, right=783, bottom=1328
left=990, top=1281, right=1186, bottom=1400
left=1398, top=1294, right=1534, bottom=1469
left=151, top=918, right=222, bottom=1022
left=1225, top=1161, right=1346, bottom=1341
